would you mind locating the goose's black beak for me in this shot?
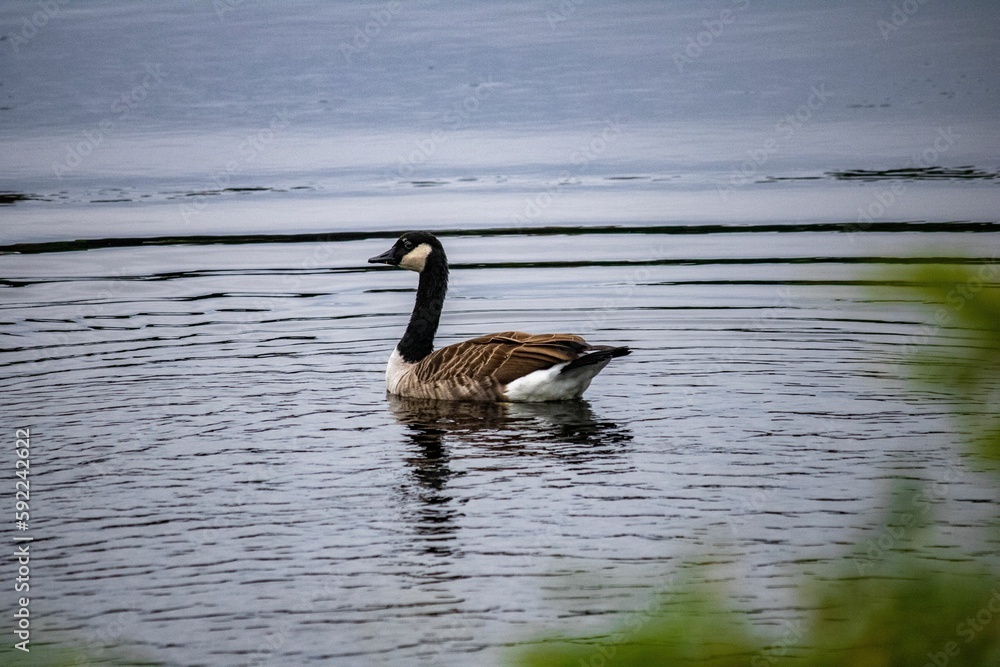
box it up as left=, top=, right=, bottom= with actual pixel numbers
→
left=368, top=247, right=397, bottom=265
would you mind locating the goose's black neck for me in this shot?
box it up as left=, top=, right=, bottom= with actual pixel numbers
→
left=397, top=252, right=448, bottom=363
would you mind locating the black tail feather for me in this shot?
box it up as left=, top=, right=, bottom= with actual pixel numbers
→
left=561, top=346, right=631, bottom=373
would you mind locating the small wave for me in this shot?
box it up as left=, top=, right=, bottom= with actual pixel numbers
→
left=0, top=192, right=46, bottom=205
left=763, top=166, right=999, bottom=183
left=829, top=166, right=999, bottom=181
left=3, top=222, right=1000, bottom=256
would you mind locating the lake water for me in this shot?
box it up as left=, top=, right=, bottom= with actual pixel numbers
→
left=2, top=1, right=999, bottom=665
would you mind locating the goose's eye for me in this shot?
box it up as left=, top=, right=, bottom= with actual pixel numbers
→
left=402, top=239, right=413, bottom=251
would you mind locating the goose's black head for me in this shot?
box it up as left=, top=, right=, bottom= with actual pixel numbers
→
left=368, top=231, right=446, bottom=274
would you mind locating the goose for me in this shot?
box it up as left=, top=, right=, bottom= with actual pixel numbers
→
left=368, top=231, right=630, bottom=402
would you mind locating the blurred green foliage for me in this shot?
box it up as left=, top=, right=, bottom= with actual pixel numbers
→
left=514, top=581, right=766, bottom=667
left=510, top=264, right=1000, bottom=667
left=891, top=264, right=1000, bottom=465
left=512, top=507, right=1000, bottom=667
left=0, top=641, right=158, bottom=666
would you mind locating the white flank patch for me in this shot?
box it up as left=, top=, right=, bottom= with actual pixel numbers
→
left=503, top=360, right=610, bottom=402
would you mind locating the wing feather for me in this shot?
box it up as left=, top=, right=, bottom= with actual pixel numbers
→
left=413, top=331, right=593, bottom=388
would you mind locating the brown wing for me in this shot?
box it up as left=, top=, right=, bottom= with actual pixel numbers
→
left=413, top=331, right=591, bottom=387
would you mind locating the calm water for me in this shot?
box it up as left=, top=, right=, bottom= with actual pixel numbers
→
left=2, top=1, right=1000, bottom=665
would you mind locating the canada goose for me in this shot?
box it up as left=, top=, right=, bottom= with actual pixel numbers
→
left=368, top=232, right=630, bottom=402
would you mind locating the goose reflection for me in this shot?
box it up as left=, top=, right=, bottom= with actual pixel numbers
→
left=389, top=395, right=632, bottom=453
left=389, top=396, right=632, bottom=556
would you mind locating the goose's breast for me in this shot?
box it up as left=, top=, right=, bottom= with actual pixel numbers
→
left=385, top=348, right=413, bottom=395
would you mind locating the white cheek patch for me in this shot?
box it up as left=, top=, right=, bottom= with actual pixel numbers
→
left=399, top=243, right=432, bottom=272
